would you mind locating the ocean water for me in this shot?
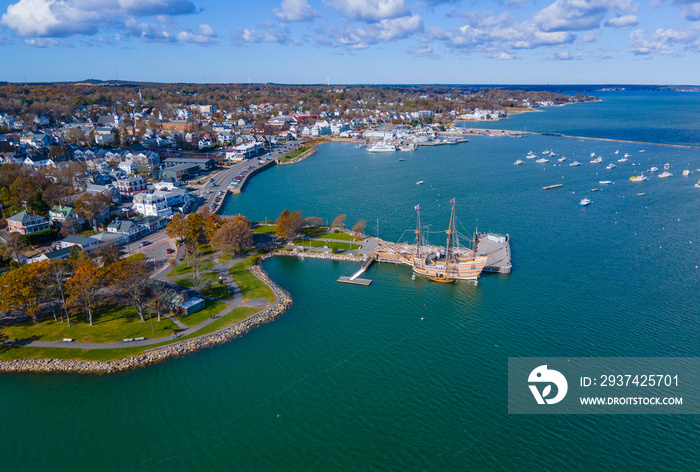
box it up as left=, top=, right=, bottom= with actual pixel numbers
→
left=2, top=92, right=700, bottom=471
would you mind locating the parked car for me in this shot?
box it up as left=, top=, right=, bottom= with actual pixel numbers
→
left=166, top=248, right=174, bottom=254
left=139, top=240, right=151, bottom=247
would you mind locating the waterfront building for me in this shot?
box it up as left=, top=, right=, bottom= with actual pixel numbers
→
left=6, top=211, right=50, bottom=235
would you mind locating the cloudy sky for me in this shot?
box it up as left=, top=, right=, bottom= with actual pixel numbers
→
left=1, top=0, right=699, bottom=84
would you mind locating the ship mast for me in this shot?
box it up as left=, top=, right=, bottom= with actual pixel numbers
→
left=415, top=205, right=421, bottom=257
left=445, top=199, right=455, bottom=271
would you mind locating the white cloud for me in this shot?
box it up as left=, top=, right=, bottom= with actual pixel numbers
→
left=125, top=18, right=174, bottom=42
left=533, top=0, right=635, bottom=32
left=24, top=36, right=58, bottom=46
left=605, top=14, right=638, bottom=28
left=553, top=49, right=574, bottom=59
left=667, top=0, right=700, bottom=21
left=1, top=0, right=197, bottom=38
left=233, top=24, right=290, bottom=45
left=177, top=23, right=216, bottom=44
left=319, top=14, right=422, bottom=48
left=406, top=45, right=433, bottom=55
left=325, top=0, right=410, bottom=22
left=273, top=0, right=321, bottom=22
left=629, top=24, right=700, bottom=56
left=496, top=51, right=514, bottom=60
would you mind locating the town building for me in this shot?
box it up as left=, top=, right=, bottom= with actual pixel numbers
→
left=6, top=211, right=50, bottom=234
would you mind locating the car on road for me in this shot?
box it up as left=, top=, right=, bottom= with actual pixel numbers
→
left=166, top=248, right=175, bottom=254
left=139, top=240, right=151, bottom=247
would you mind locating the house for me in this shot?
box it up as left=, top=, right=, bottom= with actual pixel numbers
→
left=6, top=211, right=50, bottom=234
left=90, top=231, right=128, bottom=247
left=60, top=235, right=101, bottom=251
left=133, top=192, right=171, bottom=218
left=107, top=218, right=144, bottom=241
left=115, top=176, right=147, bottom=197
left=159, top=163, right=199, bottom=183
left=49, top=205, right=84, bottom=228
left=85, top=184, right=121, bottom=203
left=133, top=215, right=167, bottom=233
left=176, top=297, right=206, bottom=316
left=163, top=157, right=215, bottom=171
left=118, top=160, right=138, bottom=174
left=97, top=115, right=123, bottom=127
left=226, top=141, right=264, bottom=161
left=198, top=138, right=213, bottom=150
left=27, top=247, right=72, bottom=264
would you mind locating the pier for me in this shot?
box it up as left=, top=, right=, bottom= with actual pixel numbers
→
left=476, top=233, right=512, bottom=274
left=337, top=257, right=375, bottom=286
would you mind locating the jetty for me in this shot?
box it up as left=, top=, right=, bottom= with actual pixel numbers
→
left=337, top=257, right=375, bottom=286
left=542, top=184, right=563, bottom=190
left=475, top=233, right=512, bottom=274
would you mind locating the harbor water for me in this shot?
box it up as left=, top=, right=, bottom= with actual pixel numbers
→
left=2, top=92, right=700, bottom=471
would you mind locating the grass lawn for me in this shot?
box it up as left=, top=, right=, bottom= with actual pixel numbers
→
left=126, top=253, right=147, bottom=262
left=0, top=305, right=177, bottom=344
left=229, top=256, right=275, bottom=302
left=166, top=263, right=193, bottom=278
left=199, top=258, right=214, bottom=271
left=253, top=225, right=277, bottom=234
left=177, top=306, right=259, bottom=339
left=196, top=244, right=214, bottom=257
left=301, top=227, right=326, bottom=236
left=292, top=238, right=326, bottom=248
left=203, top=283, right=233, bottom=300
left=326, top=241, right=361, bottom=250
left=318, top=231, right=357, bottom=241
left=174, top=301, right=228, bottom=327
left=279, top=146, right=310, bottom=161
left=219, top=253, right=234, bottom=263
left=174, top=271, right=219, bottom=288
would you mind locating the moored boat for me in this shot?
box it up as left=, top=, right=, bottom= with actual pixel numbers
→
left=368, top=142, right=397, bottom=152
left=630, top=173, right=648, bottom=182
left=579, top=198, right=591, bottom=206
left=514, top=159, right=524, bottom=165
left=569, top=161, right=581, bottom=166
left=682, top=169, right=690, bottom=176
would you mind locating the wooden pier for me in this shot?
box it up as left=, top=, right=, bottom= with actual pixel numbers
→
left=475, top=233, right=512, bottom=274
left=337, top=257, right=375, bottom=286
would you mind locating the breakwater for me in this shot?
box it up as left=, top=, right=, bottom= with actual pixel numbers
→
left=0, top=264, right=292, bottom=375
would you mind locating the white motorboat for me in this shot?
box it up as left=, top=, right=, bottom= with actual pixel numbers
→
left=579, top=198, right=591, bottom=206
left=569, top=161, right=581, bottom=166
left=606, top=163, right=616, bottom=169
left=590, top=156, right=603, bottom=164
left=514, top=159, right=524, bottom=165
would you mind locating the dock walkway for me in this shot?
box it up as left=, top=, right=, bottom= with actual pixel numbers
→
left=476, top=233, right=512, bottom=274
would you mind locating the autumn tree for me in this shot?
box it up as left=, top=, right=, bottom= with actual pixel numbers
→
left=2, top=231, right=25, bottom=266
left=41, top=260, right=73, bottom=326
left=65, top=256, right=102, bottom=326
left=74, top=192, right=110, bottom=230
left=147, top=280, right=178, bottom=322
left=0, top=263, right=46, bottom=323
left=211, top=215, right=253, bottom=254
left=94, top=244, right=121, bottom=267
left=331, top=213, right=346, bottom=229
left=108, top=260, right=152, bottom=324
left=303, top=216, right=324, bottom=227
left=165, top=212, right=185, bottom=241
left=276, top=209, right=303, bottom=239
left=352, top=220, right=366, bottom=236
left=204, top=212, right=222, bottom=241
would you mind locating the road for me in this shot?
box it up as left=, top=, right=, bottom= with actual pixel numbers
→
left=125, top=230, right=176, bottom=265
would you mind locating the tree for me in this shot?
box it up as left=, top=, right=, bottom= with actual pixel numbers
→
left=276, top=209, right=303, bottom=239
left=94, top=244, right=121, bottom=267
left=147, top=280, right=178, bottom=322
left=204, top=212, right=222, bottom=241
left=74, top=192, right=110, bottom=230
left=108, top=260, right=152, bottom=324
left=43, top=260, right=73, bottom=326
left=0, top=263, right=46, bottom=323
left=65, top=257, right=102, bottom=326
left=303, top=216, right=324, bottom=227
left=331, top=213, right=346, bottom=229
left=352, top=220, right=366, bottom=236
left=211, top=215, right=253, bottom=254
left=166, top=212, right=186, bottom=241
left=2, top=231, right=25, bottom=266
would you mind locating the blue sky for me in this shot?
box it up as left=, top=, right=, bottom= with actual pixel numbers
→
left=1, top=0, right=699, bottom=84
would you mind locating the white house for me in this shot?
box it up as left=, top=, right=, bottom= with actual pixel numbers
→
left=133, top=192, right=171, bottom=217
left=60, top=235, right=101, bottom=251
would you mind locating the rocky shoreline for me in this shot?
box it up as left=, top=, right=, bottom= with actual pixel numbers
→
left=0, top=263, right=292, bottom=375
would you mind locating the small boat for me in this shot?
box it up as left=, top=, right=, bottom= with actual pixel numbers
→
left=624, top=153, right=631, bottom=158
left=682, top=170, right=690, bottom=176
left=637, top=193, right=647, bottom=196
left=599, top=180, right=612, bottom=184
left=558, top=157, right=567, bottom=162
left=695, top=181, right=700, bottom=188
left=658, top=171, right=672, bottom=178
left=514, top=159, right=524, bottom=165
left=543, top=150, right=551, bottom=154
left=649, top=166, right=658, bottom=173
left=569, top=161, right=582, bottom=166
left=526, top=152, right=537, bottom=159
left=615, top=150, right=619, bottom=154
left=591, top=188, right=601, bottom=192
left=398, top=158, right=405, bottom=161
left=416, top=181, right=424, bottom=185
left=630, top=174, right=648, bottom=182
left=606, top=163, right=616, bottom=169
left=579, top=198, right=591, bottom=206
left=590, top=156, right=603, bottom=164
left=590, top=152, right=596, bottom=157
left=617, top=157, right=629, bottom=162
left=536, top=158, right=549, bottom=163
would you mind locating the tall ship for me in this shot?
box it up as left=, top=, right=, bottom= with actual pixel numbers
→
left=375, top=200, right=488, bottom=283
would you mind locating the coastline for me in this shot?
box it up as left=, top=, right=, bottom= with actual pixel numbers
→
left=0, top=251, right=364, bottom=374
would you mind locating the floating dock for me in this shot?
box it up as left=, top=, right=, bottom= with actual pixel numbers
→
left=337, top=257, right=375, bottom=286
left=542, top=184, right=563, bottom=190
left=475, top=233, right=512, bottom=274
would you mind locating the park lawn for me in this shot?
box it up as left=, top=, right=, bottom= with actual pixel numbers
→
left=318, top=231, right=356, bottom=241
left=253, top=225, right=277, bottom=234
left=0, top=343, right=158, bottom=362
left=0, top=305, right=177, bottom=344
left=326, top=241, right=361, bottom=250
left=126, top=253, right=147, bottom=262
left=174, top=301, right=228, bottom=327
left=229, top=256, right=275, bottom=302
left=203, top=283, right=233, bottom=300
left=177, top=306, right=260, bottom=340
left=174, top=271, right=219, bottom=288
left=199, top=258, right=214, bottom=271
left=196, top=244, right=214, bottom=257
left=301, top=227, right=326, bottom=236
left=166, top=263, right=193, bottom=278
left=292, top=239, right=326, bottom=248
left=219, top=253, right=234, bottom=263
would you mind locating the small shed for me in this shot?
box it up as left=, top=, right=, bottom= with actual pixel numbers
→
left=176, top=297, right=206, bottom=316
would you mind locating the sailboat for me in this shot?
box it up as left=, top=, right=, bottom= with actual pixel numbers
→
left=408, top=200, right=488, bottom=283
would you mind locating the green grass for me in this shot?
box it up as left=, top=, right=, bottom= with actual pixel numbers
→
left=177, top=306, right=259, bottom=339
left=199, top=258, right=214, bottom=271
left=0, top=305, right=177, bottom=344
left=166, top=263, right=192, bottom=277
left=174, top=301, right=228, bottom=327
left=301, top=227, right=326, bottom=236
left=174, top=272, right=219, bottom=288
left=196, top=243, right=214, bottom=257
left=229, top=256, right=275, bottom=302
left=318, top=231, right=357, bottom=241
left=219, top=253, right=234, bottom=263
left=326, top=241, right=361, bottom=250
left=292, top=239, right=326, bottom=248
left=253, top=225, right=277, bottom=234
left=203, top=283, right=233, bottom=300
left=279, top=145, right=310, bottom=161
left=125, top=253, right=147, bottom=262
